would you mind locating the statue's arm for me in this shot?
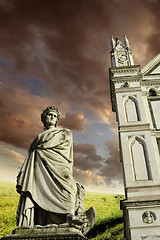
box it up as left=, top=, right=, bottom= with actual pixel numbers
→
left=28, top=137, right=39, bottom=153
left=62, top=129, right=74, bottom=164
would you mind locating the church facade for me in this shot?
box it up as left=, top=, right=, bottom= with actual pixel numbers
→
left=109, top=36, right=160, bottom=240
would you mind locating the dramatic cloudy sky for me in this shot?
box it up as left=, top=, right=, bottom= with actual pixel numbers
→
left=0, top=0, right=160, bottom=193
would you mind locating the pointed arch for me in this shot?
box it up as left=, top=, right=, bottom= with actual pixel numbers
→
left=124, top=96, right=141, bottom=122
left=149, top=88, right=157, bottom=96
left=129, top=136, right=152, bottom=181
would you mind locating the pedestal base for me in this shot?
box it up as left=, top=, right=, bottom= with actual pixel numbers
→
left=122, top=200, right=160, bottom=240
left=1, top=225, right=87, bottom=240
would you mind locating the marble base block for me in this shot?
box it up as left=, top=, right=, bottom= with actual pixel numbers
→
left=122, top=199, right=160, bottom=240
left=1, top=225, right=87, bottom=240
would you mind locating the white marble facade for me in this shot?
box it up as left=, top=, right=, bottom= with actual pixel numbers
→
left=109, top=37, right=160, bottom=239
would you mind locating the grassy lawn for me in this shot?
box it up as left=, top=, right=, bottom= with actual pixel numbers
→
left=0, top=181, right=18, bottom=238
left=0, top=181, right=125, bottom=239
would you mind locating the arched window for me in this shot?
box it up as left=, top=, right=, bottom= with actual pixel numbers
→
left=124, top=96, right=141, bottom=122
left=130, top=137, right=152, bottom=181
left=149, top=89, right=157, bottom=96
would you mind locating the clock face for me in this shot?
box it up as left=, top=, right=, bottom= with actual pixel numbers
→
left=118, top=54, right=127, bottom=63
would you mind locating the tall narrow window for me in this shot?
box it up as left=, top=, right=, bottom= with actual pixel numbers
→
left=130, top=138, right=151, bottom=181
left=149, top=99, right=160, bottom=130
left=157, top=138, right=160, bottom=154
left=125, top=97, right=140, bottom=122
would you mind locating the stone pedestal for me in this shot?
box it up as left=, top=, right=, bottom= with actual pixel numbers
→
left=1, top=225, right=87, bottom=240
left=122, top=200, right=160, bottom=240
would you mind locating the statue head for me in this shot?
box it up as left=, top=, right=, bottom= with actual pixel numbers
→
left=41, top=105, right=60, bottom=128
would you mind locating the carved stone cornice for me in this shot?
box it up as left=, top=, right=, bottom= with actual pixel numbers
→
left=142, top=53, right=160, bottom=76
left=118, top=123, right=150, bottom=132
left=122, top=199, right=160, bottom=207
left=111, top=75, right=142, bottom=83
left=109, top=66, right=141, bottom=80
left=110, top=65, right=140, bottom=74
left=147, top=96, right=160, bottom=100
left=141, top=80, right=160, bottom=86
left=155, top=131, right=160, bottom=138
left=116, top=87, right=141, bottom=93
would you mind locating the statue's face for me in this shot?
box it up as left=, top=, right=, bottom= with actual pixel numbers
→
left=45, top=111, right=58, bottom=127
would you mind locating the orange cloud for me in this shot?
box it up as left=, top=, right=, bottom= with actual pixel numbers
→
left=74, top=168, right=102, bottom=186
left=59, top=112, right=84, bottom=131
left=1, top=148, right=25, bottom=164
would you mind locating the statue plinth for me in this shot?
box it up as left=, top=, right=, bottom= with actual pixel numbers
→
left=1, top=225, right=87, bottom=240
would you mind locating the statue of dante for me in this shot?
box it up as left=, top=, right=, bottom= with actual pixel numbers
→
left=16, top=105, right=79, bottom=226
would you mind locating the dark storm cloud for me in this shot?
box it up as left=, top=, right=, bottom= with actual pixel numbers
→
left=0, top=0, right=159, bottom=128
left=141, top=0, right=160, bottom=58
left=0, top=0, right=117, bottom=129
left=101, top=140, right=123, bottom=184
left=74, top=143, right=104, bottom=171
left=0, top=82, right=85, bottom=148
left=73, top=142, right=105, bottom=186
left=60, top=112, right=84, bottom=131
left=0, top=0, right=159, bottom=187
left=0, top=84, right=44, bottom=149
left=73, top=140, right=123, bottom=186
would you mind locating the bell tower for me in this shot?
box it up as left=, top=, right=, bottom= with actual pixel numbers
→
left=110, top=35, right=134, bottom=67
left=109, top=36, right=160, bottom=240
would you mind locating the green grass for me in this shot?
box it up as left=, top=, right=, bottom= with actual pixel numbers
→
left=90, top=223, right=124, bottom=240
left=84, top=192, right=125, bottom=239
left=85, top=192, right=123, bottom=223
left=0, top=181, right=19, bottom=238
left=0, top=181, right=125, bottom=239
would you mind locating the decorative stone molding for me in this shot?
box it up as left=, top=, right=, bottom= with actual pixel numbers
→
left=141, top=236, right=160, bottom=240
left=142, top=211, right=156, bottom=224
left=116, top=87, right=141, bottom=93
left=112, top=76, right=142, bottom=83
left=122, top=199, right=160, bottom=207
left=118, top=123, right=150, bottom=132
left=124, top=81, right=130, bottom=87
left=111, top=65, right=140, bottom=74
left=142, top=53, right=160, bottom=75
left=110, top=36, right=134, bottom=67
left=142, top=80, right=160, bottom=86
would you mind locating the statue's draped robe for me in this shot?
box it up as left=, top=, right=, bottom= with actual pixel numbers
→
left=16, top=127, right=76, bottom=227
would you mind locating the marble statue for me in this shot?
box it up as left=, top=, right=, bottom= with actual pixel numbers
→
left=15, top=105, right=96, bottom=238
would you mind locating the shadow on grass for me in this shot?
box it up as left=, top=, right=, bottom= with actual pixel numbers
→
left=86, top=216, right=123, bottom=239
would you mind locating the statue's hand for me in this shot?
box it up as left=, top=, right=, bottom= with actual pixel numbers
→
left=28, top=137, right=39, bottom=152
left=16, top=185, right=21, bottom=194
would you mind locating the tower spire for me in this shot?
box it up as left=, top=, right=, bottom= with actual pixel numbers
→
left=111, top=36, right=115, bottom=49
left=124, top=34, right=130, bottom=47
left=110, top=35, right=134, bottom=67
